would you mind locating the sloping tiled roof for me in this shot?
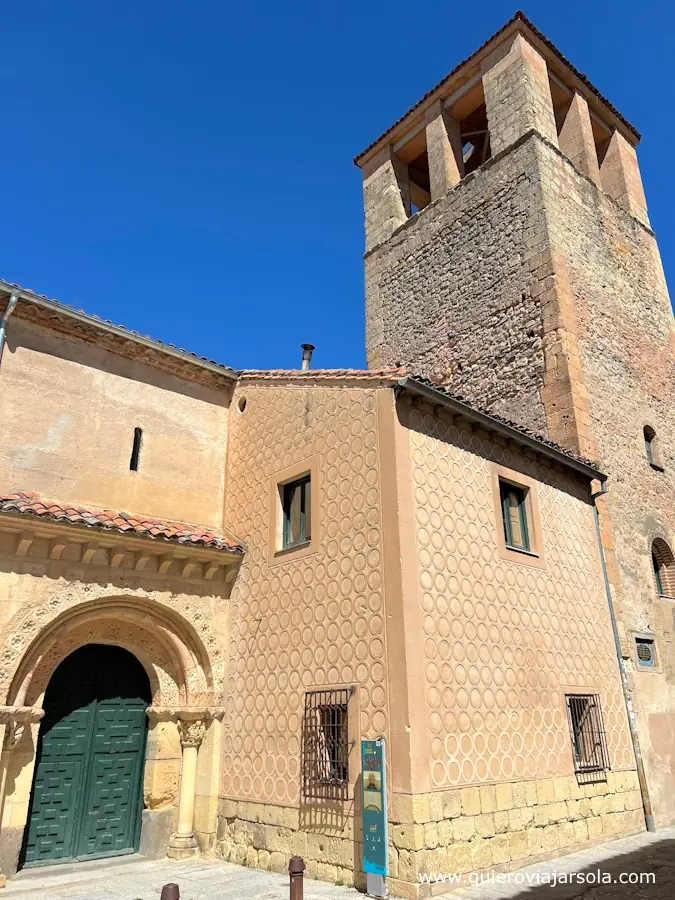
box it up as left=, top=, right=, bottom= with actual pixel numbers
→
left=239, top=367, right=408, bottom=381
left=354, top=10, right=639, bottom=166
left=238, top=367, right=600, bottom=474
left=0, top=491, right=245, bottom=553
left=0, top=280, right=237, bottom=378
left=401, top=374, right=599, bottom=472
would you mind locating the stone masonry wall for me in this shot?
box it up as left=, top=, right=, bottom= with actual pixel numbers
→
left=217, top=774, right=643, bottom=899
left=364, top=135, right=550, bottom=435
left=386, top=773, right=643, bottom=898
left=536, top=136, right=675, bottom=826
left=364, top=122, right=675, bottom=828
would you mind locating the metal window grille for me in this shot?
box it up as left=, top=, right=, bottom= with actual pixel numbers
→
left=302, top=688, right=352, bottom=800
left=566, top=694, right=610, bottom=783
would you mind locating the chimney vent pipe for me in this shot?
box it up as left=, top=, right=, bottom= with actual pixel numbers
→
left=301, top=344, right=315, bottom=371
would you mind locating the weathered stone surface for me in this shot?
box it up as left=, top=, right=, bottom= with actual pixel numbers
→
left=139, top=809, right=174, bottom=859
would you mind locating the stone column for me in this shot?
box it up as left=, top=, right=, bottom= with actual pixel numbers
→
left=482, top=32, right=558, bottom=156
left=600, top=129, right=649, bottom=226
left=0, top=707, right=44, bottom=888
left=167, top=718, right=206, bottom=859
left=425, top=99, right=464, bottom=201
left=558, top=91, right=601, bottom=186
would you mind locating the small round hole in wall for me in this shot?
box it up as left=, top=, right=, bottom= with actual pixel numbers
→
left=238, top=396, right=247, bottom=413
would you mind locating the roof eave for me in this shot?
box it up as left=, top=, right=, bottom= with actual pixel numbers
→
left=0, top=507, right=246, bottom=558
left=397, top=376, right=605, bottom=482
left=0, top=281, right=238, bottom=382
left=354, top=11, right=640, bottom=169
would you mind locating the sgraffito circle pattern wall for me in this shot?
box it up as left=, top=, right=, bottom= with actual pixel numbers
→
left=408, top=408, right=633, bottom=790
left=223, top=385, right=388, bottom=806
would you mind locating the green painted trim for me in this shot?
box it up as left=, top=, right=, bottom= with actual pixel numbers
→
left=282, top=475, right=311, bottom=548
left=500, top=481, right=530, bottom=552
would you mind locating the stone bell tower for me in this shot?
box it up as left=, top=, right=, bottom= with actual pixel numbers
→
left=356, top=11, right=661, bottom=456
left=356, top=12, right=675, bottom=828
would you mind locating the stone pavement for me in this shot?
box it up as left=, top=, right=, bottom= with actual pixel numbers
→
left=4, top=856, right=360, bottom=900
left=450, top=826, right=675, bottom=900
left=3, top=827, right=675, bottom=899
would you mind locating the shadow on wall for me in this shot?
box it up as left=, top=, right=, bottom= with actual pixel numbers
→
left=398, top=398, right=590, bottom=505
left=422, top=836, right=675, bottom=899
left=298, top=774, right=365, bottom=889
left=5, top=323, right=232, bottom=407
left=0, top=556, right=231, bottom=599
left=0, top=726, right=37, bottom=879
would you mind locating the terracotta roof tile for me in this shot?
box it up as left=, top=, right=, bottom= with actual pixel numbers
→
left=0, top=492, right=245, bottom=554
left=239, top=367, right=408, bottom=381
left=404, top=374, right=598, bottom=470
left=0, top=280, right=237, bottom=378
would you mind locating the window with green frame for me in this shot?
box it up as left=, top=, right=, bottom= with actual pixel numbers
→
left=500, top=480, right=530, bottom=552
left=282, top=475, right=311, bottom=548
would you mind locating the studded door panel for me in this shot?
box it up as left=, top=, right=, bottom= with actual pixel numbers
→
left=22, top=646, right=149, bottom=867
left=77, top=701, right=148, bottom=857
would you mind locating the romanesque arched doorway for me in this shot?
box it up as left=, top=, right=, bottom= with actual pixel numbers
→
left=20, top=644, right=151, bottom=867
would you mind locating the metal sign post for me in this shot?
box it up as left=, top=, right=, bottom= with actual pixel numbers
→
left=361, top=738, right=388, bottom=898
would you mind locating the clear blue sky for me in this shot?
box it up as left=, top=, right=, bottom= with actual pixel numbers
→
left=2, top=1, right=672, bottom=371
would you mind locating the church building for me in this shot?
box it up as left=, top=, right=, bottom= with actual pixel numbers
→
left=0, top=12, right=671, bottom=899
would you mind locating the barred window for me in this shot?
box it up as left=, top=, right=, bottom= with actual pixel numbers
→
left=302, top=688, right=352, bottom=800
left=566, top=694, right=610, bottom=783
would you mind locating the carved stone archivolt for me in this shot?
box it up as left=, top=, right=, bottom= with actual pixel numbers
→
left=0, top=550, right=232, bottom=878
left=0, top=592, right=224, bottom=710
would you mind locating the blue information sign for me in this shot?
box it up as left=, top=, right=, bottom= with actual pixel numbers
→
left=361, top=739, right=388, bottom=877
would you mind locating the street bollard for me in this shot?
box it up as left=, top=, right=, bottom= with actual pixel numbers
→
left=288, top=855, right=305, bottom=900
left=160, top=884, right=180, bottom=900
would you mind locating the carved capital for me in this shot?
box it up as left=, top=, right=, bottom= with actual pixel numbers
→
left=0, top=705, right=43, bottom=750
left=177, top=718, right=206, bottom=748
left=0, top=705, right=45, bottom=725
left=146, top=706, right=225, bottom=723
left=3, top=721, right=25, bottom=749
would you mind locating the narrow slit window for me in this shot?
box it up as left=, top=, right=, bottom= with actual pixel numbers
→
left=566, top=693, right=610, bottom=783
left=500, top=481, right=530, bottom=552
left=652, top=551, right=664, bottom=596
left=282, top=476, right=311, bottom=548
left=130, top=427, right=143, bottom=472
left=644, top=426, right=655, bottom=466
left=643, top=425, right=663, bottom=470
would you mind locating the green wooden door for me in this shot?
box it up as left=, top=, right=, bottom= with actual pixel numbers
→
left=22, top=645, right=151, bottom=867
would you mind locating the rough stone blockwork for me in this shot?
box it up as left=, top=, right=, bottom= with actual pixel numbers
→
left=216, top=774, right=643, bottom=898
left=537, top=137, right=675, bottom=826
left=365, top=136, right=550, bottom=435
